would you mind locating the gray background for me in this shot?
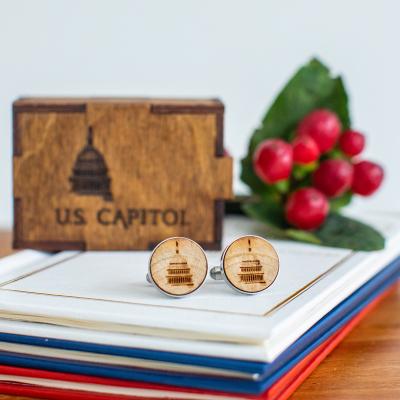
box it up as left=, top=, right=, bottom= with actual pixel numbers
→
left=0, top=0, right=398, bottom=228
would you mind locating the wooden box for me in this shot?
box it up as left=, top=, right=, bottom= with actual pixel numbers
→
left=13, top=98, right=233, bottom=250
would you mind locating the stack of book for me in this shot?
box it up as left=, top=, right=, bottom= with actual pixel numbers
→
left=0, top=211, right=398, bottom=400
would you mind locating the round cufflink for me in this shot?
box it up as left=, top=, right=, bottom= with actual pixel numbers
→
left=210, top=235, right=279, bottom=294
left=147, top=237, right=208, bottom=297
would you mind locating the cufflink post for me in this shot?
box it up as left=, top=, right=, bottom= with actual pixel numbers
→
left=210, top=266, right=223, bottom=280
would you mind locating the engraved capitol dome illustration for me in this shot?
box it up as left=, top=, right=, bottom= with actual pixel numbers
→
left=69, top=127, right=112, bottom=201
left=166, top=241, right=194, bottom=287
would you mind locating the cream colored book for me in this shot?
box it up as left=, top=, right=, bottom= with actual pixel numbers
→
left=0, top=211, right=398, bottom=363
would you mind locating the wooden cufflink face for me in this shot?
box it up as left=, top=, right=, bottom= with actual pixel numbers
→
left=211, top=235, right=279, bottom=294
left=148, top=237, right=208, bottom=297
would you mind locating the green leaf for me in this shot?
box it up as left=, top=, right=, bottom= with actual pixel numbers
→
left=314, top=213, right=385, bottom=251
left=242, top=199, right=322, bottom=246
left=241, top=201, right=288, bottom=238
left=238, top=58, right=384, bottom=251
left=241, top=200, right=385, bottom=251
left=329, top=192, right=353, bottom=212
left=240, top=57, right=351, bottom=196
left=286, top=214, right=386, bottom=250
left=320, top=77, right=351, bottom=130
left=286, top=229, right=321, bottom=244
left=249, top=59, right=336, bottom=151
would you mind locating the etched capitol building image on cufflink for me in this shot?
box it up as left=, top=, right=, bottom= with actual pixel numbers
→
left=147, top=237, right=208, bottom=297
left=210, top=235, right=279, bottom=294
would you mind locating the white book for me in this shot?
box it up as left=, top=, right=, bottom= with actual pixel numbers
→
left=0, top=211, right=398, bottom=363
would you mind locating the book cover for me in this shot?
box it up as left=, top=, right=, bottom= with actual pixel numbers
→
left=0, top=212, right=398, bottom=364
left=0, top=283, right=393, bottom=400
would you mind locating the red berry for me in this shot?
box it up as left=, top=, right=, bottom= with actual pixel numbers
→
left=292, top=135, right=320, bottom=164
left=297, top=109, right=341, bottom=153
left=285, top=188, right=329, bottom=230
left=313, top=159, right=353, bottom=198
left=253, top=139, right=293, bottom=184
left=352, top=161, right=384, bottom=196
left=339, top=130, right=365, bottom=156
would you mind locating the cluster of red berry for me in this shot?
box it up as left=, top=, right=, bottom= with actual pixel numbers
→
left=253, top=109, right=384, bottom=231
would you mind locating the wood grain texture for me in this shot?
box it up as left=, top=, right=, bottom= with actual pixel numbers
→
left=13, top=98, right=233, bottom=251
left=0, top=232, right=13, bottom=258
left=0, top=233, right=398, bottom=399
left=149, top=237, right=208, bottom=296
left=291, top=281, right=400, bottom=400
left=223, top=235, right=279, bottom=294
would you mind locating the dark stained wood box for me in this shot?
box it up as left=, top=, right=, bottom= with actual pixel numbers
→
left=13, top=98, right=233, bottom=250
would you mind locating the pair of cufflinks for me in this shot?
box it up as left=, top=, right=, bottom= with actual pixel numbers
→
left=146, top=235, right=280, bottom=297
